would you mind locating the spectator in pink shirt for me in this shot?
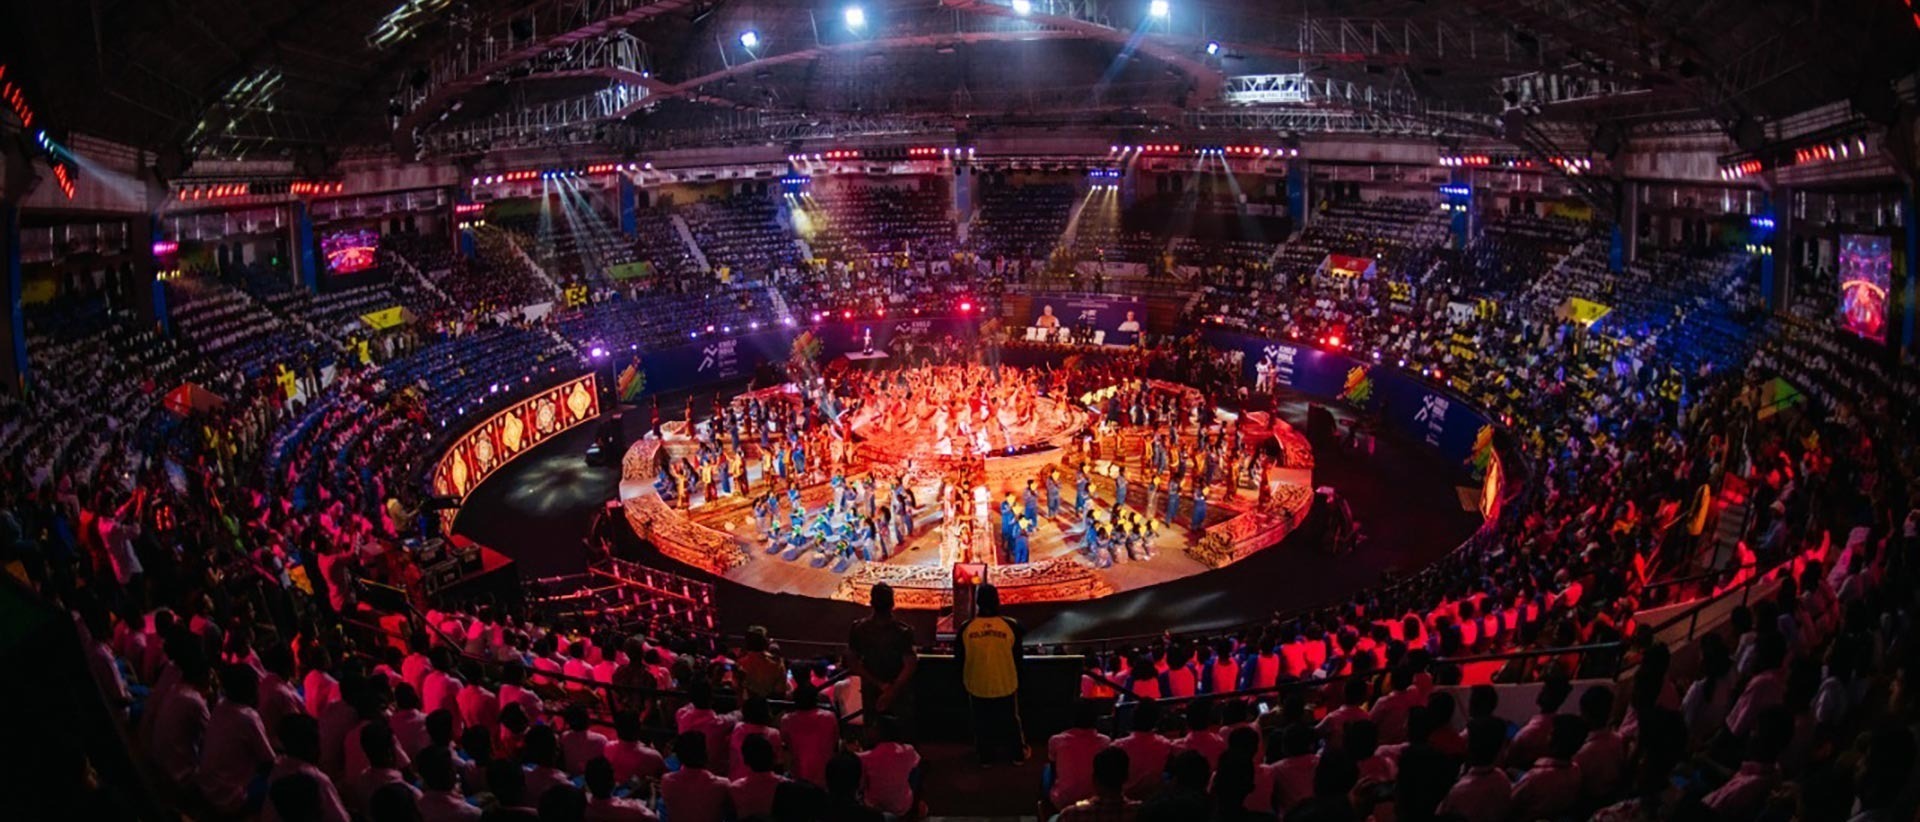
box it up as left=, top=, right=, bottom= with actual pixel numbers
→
left=584, top=757, right=657, bottom=821
left=602, top=712, right=666, bottom=784
left=1702, top=706, right=1791, bottom=821
left=199, top=664, right=277, bottom=815
left=1046, top=701, right=1113, bottom=809
left=1316, top=679, right=1371, bottom=751
left=1505, top=674, right=1572, bottom=767
left=415, top=745, right=481, bottom=822
left=1509, top=714, right=1586, bottom=821
left=1367, top=667, right=1421, bottom=744
left=661, top=731, right=730, bottom=822
left=1113, top=699, right=1174, bottom=799
left=1172, top=700, right=1228, bottom=769
left=259, top=644, right=307, bottom=748
left=729, top=734, right=787, bottom=819
left=560, top=704, right=611, bottom=774
left=1267, top=723, right=1319, bottom=813
left=727, top=696, right=783, bottom=779
left=1437, top=717, right=1511, bottom=822
left=1573, top=685, right=1627, bottom=802
left=151, top=652, right=212, bottom=790
left=856, top=717, right=921, bottom=817
left=778, top=686, right=839, bottom=786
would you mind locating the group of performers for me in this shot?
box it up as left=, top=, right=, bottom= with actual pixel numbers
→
left=842, top=363, right=1071, bottom=457
left=648, top=357, right=1288, bottom=572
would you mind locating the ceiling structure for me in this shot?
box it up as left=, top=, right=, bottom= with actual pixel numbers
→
left=2, top=0, right=1915, bottom=168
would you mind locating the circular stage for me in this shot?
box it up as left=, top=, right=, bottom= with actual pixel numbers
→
left=617, top=365, right=1314, bottom=610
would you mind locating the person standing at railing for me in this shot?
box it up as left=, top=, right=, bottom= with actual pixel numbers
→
left=848, top=582, right=918, bottom=737
left=956, top=583, right=1028, bottom=765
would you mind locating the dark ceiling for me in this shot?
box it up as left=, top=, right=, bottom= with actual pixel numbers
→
left=2, top=0, right=1914, bottom=162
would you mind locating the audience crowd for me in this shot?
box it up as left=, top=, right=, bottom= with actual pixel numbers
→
left=5, top=187, right=1919, bottom=822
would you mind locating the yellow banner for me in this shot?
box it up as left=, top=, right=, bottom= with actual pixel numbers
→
left=1562, top=297, right=1611, bottom=325
left=360, top=305, right=408, bottom=330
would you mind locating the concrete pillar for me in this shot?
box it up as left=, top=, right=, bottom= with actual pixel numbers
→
left=618, top=174, right=638, bottom=237
left=1764, top=189, right=1792, bottom=313
left=290, top=201, right=320, bottom=291
left=1286, top=160, right=1309, bottom=233
left=133, top=212, right=165, bottom=331
left=1611, top=181, right=1639, bottom=272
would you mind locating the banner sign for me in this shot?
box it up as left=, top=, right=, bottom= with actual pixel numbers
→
left=431, top=373, right=600, bottom=503
left=632, top=318, right=980, bottom=398
left=1210, top=329, right=1496, bottom=479
left=1324, top=254, right=1376, bottom=279
left=1026, top=293, right=1144, bottom=345
left=607, top=260, right=653, bottom=281
left=1560, top=297, right=1612, bottom=326
left=360, top=305, right=409, bottom=330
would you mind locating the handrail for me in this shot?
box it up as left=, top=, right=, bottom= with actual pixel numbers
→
left=1094, top=641, right=1627, bottom=707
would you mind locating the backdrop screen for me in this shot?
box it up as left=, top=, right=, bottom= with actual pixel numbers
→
left=322, top=229, right=380, bottom=275
left=1838, top=233, right=1891, bottom=344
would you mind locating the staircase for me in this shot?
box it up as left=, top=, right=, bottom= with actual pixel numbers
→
left=670, top=215, right=713, bottom=272
left=500, top=231, right=564, bottom=299
left=1706, top=473, right=1754, bottom=573
left=388, top=250, right=456, bottom=308
left=764, top=283, right=795, bottom=325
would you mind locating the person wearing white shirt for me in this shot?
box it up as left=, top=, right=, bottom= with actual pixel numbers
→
left=198, top=665, right=278, bottom=814
left=81, top=610, right=133, bottom=717
left=729, top=735, right=788, bottom=820
left=603, top=711, right=667, bottom=784
left=415, top=746, right=482, bottom=822
left=1046, top=702, right=1113, bottom=809
left=419, top=648, right=464, bottom=723
left=401, top=631, right=434, bottom=693
left=344, top=720, right=419, bottom=820
left=726, top=697, right=783, bottom=779
left=391, top=685, right=432, bottom=758
left=585, top=757, right=658, bottom=822
left=152, top=656, right=213, bottom=789
left=661, top=731, right=731, bottom=822
left=855, top=718, right=921, bottom=817
left=561, top=704, right=612, bottom=773
left=264, top=714, right=351, bottom=822
left=259, top=645, right=307, bottom=748
left=1113, top=700, right=1175, bottom=800
left=778, top=687, right=840, bottom=787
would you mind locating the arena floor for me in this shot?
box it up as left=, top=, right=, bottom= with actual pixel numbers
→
left=452, top=383, right=1481, bottom=647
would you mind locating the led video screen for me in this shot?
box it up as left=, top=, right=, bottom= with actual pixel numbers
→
left=1837, top=233, right=1891, bottom=344
left=322, top=228, right=380, bottom=275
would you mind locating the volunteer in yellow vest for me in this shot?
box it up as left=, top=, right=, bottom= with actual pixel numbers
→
left=955, top=583, right=1027, bottom=764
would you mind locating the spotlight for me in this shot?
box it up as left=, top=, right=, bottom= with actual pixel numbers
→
left=843, top=5, right=866, bottom=29
left=1011, top=0, right=1031, bottom=13
left=740, top=30, right=760, bottom=48
left=1148, top=0, right=1169, bottom=17
left=1206, top=41, right=1220, bottom=56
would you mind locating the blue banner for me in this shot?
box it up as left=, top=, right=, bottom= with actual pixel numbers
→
left=633, top=317, right=979, bottom=397
left=1207, top=329, right=1495, bottom=478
